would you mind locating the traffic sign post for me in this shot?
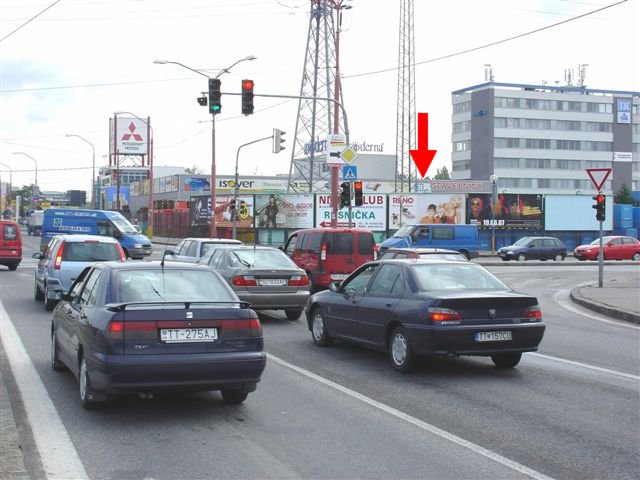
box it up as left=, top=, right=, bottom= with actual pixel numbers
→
left=586, top=169, right=611, bottom=289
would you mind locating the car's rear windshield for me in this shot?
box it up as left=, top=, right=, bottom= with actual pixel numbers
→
left=230, top=249, right=296, bottom=268
left=324, top=233, right=353, bottom=255
left=116, top=269, right=236, bottom=303
left=62, top=241, right=121, bottom=262
left=411, top=263, right=508, bottom=291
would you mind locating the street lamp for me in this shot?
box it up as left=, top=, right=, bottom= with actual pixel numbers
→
left=489, top=174, right=499, bottom=254
left=66, top=134, right=96, bottom=208
left=12, top=152, right=38, bottom=192
left=113, top=112, right=154, bottom=236
left=154, top=55, right=256, bottom=237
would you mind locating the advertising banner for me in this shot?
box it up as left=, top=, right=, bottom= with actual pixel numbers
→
left=254, top=194, right=314, bottom=229
left=315, top=193, right=387, bottom=230
left=189, top=194, right=254, bottom=228
left=183, top=177, right=210, bottom=193
left=388, top=193, right=466, bottom=229
left=467, top=193, right=542, bottom=228
left=544, top=195, right=612, bottom=231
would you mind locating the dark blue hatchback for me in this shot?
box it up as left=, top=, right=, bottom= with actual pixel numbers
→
left=51, top=261, right=266, bottom=409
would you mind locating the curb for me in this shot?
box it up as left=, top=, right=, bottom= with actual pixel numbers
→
left=569, top=287, right=640, bottom=325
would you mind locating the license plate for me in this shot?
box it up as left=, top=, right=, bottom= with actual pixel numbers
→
left=330, top=274, right=348, bottom=280
left=475, top=331, right=512, bottom=342
left=258, top=279, right=287, bottom=286
left=160, top=328, right=218, bottom=343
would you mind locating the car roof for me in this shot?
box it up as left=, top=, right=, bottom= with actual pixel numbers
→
left=226, top=245, right=282, bottom=251
left=383, top=247, right=461, bottom=254
left=52, top=234, right=119, bottom=243
left=291, top=228, right=373, bottom=234
left=98, top=260, right=212, bottom=271
left=180, top=237, right=243, bottom=243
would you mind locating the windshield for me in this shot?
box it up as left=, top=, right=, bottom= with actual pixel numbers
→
left=230, top=249, right=297, bottom=269
left=392, top=225, right=415, bottom=238
left=590, top=237, right=612, bottom=245
left=107, top=212, right=138, bottom=234
left=512, top=237, right=532, bottom=246
left=412, top=263, right=509, bottom=291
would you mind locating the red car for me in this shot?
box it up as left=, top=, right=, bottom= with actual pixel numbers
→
left=573, top=236, right=640, bottom=261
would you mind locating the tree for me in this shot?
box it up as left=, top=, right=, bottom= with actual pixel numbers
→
left=434, top=166, right=450, bottom=180
left=613, top=183, right=635, bottom=205
left=184, top=165, right=204, bottom=175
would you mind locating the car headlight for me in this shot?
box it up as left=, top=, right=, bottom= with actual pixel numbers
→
left=133, top=243, right=142, bottom=248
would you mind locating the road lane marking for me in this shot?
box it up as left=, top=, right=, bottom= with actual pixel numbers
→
left=0, top=302, right=88, bottom=480
left=530, top=353, right=640, bottom=381
left=553, top=289, right=640, bottom=329
left=267, top=353, right=556, bottom=480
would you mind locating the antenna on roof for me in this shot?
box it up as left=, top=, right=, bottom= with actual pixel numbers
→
left=577, top=64, right=588, bottom=88
left=483, top=64, right=494, bottom=82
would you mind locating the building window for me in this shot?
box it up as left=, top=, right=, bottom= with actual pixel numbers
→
left=556, top=140, right=581, bottom=150
left=525, top=139, right=552, bottom=149
left=453, top=120, right=470, bottom=133
left=584, top=141, right=612, bottom=152
left=494, top=158, right=520, bottom=168
left=555, top=159, right=582, bottom=170
left=454, top=140, right=469, bottom=152
left=586, top=102, right=613, bottom=114
left=525, top=159, right=551, bottom=169
left=453, top=101, right=470, bottom=113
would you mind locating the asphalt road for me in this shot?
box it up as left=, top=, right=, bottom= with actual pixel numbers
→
left=1, top=235, right=639, bottom=480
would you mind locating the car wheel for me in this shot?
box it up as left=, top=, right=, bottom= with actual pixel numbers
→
left=221, top=390, right=249, bottom=404
left=44, top=284, right=56, bottom=311
left=79, top=355, right=100, bottom=410
left=554, top=254, right=564, bottom=261
left=311, top=307, right=332, bottom=346
left=491, top=353, right=522, bottom=368
left=34, top=282, right=44, bottom=301
left=389, top=326, right=414, bottom=373
left=285, top=308, right=303, bottom=320
left=8, top=264, right=18, bottom=271
left=51, top=330, right=64, bottom=371
left=517, top=254, right=526, bottom=262
left=501, top=258, right=510, bottom=262
left=632, top=253, right=640, bottom=261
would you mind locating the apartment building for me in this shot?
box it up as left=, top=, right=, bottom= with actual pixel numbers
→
left=451, top=82, right=639, bottom=194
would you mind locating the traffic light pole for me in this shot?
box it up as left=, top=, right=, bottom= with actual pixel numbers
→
left=348, top=181, right=353, bottom=228
left=598, top=219, right=604, bottom=288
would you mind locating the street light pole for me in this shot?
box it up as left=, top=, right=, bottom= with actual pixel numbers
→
left=490, top=174, right=499, bottom=255
left=113, top=112, right=154, bottom=236
left=154, top=56, right=256, bottom=238
left=65, top=134, right=95, bottom=208
left=12, top=152, right=38, bottom=193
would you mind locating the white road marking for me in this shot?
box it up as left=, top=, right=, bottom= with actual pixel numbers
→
left=267, top=353, right=556, bottom=480
left=530, top=353, right=640, bottom=381
left=553, top=289, right=640, bottom=329
left=0, top=302, right=88, bottom=480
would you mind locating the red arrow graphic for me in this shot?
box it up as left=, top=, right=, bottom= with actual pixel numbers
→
left=410, top=113, right=437, bottom=177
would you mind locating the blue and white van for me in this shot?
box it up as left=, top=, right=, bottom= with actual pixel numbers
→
left=40, top=209, right=153, bottom=259
left=380, top=224, right=480, bottom=259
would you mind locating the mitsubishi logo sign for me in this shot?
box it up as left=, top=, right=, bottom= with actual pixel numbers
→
left=112, top=116, right=149, bottom=155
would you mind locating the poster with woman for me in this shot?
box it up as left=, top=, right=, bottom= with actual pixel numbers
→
left=388, top=194, right=466, bottom=228
left=254, top=194, right=314, bottom=229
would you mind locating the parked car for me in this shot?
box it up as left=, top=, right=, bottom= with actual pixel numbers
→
left=380, top=224, right=480, bottom=259
left=282, top=228, right=377, bottom=292
left=164, top=237, right=243, bottom=264
left=51, top=261, right=267, bottom=409
left=498, top=236, right=567, bottom=261
left=0, top=219, right=22, bottom=271
left=574, top=236, right=640, bottom=261
left=378, top=247, right=469, bottom=261
left=305, top=259, right=546, bottom=372
left=201, top=245, right=310, bottom=320
left=33, top=234, right=126, bottom=310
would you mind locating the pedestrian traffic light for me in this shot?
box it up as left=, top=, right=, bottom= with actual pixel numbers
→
left=273, top=128, right=286, bottom=153
left=241, top=79, right=254, bottom=115
left=340, top=182, right=351, bottom=208
left=592, top=193, right=606, bottom=221
left=353, top=181, right=363, bottom=206
left=208, top=78, right=221, bottom=114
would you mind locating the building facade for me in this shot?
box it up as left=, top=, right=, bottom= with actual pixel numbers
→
left=451, top=82, right=639, bottom=194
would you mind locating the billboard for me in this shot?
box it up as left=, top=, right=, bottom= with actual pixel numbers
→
left=254, top=194, right=314, bottom=229
left=544, top=195, right=613, bottom=231
left=110, top=116, right=149, bottom=155
left=467, top=193, right=542, bottom=228
left=315, top=193, right=387, bottom=230
left=388, top=193, right=466, bottom=229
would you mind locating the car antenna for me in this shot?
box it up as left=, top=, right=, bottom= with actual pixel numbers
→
left=160, top=235, right=170, bottom=269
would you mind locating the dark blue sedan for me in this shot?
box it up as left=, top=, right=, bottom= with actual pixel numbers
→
left=305, top=259, right=545, bottom=372
left=51, top=261, right=266, bottom=409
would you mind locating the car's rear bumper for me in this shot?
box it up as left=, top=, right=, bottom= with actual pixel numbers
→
left=88, top=351, right=267, bottom=394
left=236, top=291, right=310, bottom=310
left=407, top=323, right=546, bottom=356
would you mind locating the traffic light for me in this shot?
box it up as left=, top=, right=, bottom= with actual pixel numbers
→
left=273, top=128, right=286, bottom=153
left=208, top=78, right=221, bottom=114
left=353, top=181, right=363, bottom=206
left=340, top=182, right=351, bottom=208
left=592, top=193, right=606, bottom=221
left=241, top=79, right=254, bottom=115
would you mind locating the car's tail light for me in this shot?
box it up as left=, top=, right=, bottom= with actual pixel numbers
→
left=116, top=243, right=126, bottom=260
left=107, top=321, right=157, bottom=340
left=54, top=241, right=65, bottom=269
left=321, top=243, right=327, bottom=261
left=522, top=305, right=542, bottom=321
left=232, top=275, right=257, bottom=287
left=373, top=245, right=378, bottom=260
left=220, top=318, right=262, bottom=337
left=289, top=275, right=309, bottom=287
left=428, top=307, right=462, bottom=325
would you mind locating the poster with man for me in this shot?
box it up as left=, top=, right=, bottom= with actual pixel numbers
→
left=467, top=193, right=542, bottom=228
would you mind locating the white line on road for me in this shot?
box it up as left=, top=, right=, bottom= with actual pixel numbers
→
left=0, top=302, right=88, bottom=480
left=530, top=352, right=640, bottom=381
left=267, top=353, right=556, bottom=480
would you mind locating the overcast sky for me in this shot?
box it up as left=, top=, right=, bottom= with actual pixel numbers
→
left=1, top=0, right=638, bottom=194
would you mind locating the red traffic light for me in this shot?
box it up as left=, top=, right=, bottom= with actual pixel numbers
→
left=242, top=79, right=254, bottom=91
left=595, top=194, right=605, bottom=205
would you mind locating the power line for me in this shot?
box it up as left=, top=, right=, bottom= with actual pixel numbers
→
left=0, top=0, right=61, bottom=43
left=345, top=0, right=628, bottom=79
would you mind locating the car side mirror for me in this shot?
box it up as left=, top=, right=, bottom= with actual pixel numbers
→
left=165, top=250, right=175, bottom=256
left=32, top=252, right=42, bottom=259
left=328, top=282, right=339, bottom=292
